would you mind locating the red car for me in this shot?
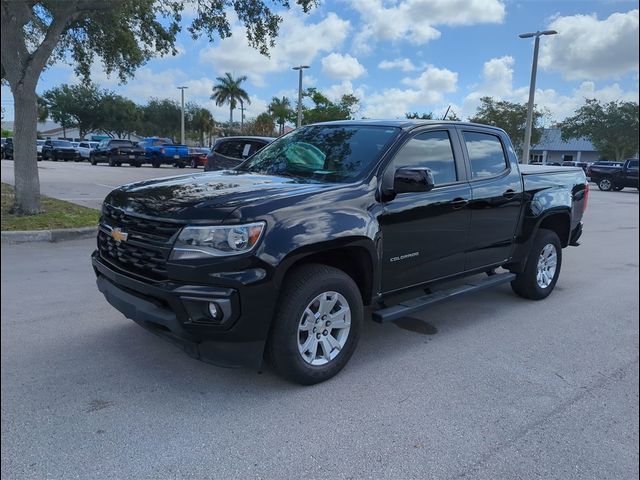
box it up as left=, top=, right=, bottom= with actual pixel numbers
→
left=187, top=147, right=210, bottom=168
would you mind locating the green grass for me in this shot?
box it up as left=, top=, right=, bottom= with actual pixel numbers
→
left=1, top=183, right=99, bottom=231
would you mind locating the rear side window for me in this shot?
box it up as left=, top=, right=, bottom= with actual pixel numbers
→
left=628, top=160, right=639, bottom=169
left=463, top=131, right=508, bottom=179
left=217, top=141, right=244, bottom=158
left=392, top=131, right=457, bottom=185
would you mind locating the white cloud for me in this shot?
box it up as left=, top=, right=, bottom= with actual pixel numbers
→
left=539, top=9, right=639, bottom=80
left=461, top=55, right=639, bottom=121
left=351, top=0, right=505, bottom=52
left=321, top=53, right=367, bottom=80
left=199, top=11, right=350, bottom=86
left=401, top=65, right=458, bottom=102
left=378, top=58, right=418, bottom=72
left=324, top=81, right=366, bottom=103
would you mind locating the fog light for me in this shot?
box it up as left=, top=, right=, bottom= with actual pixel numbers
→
left=208, top=302, right=221, bottom=320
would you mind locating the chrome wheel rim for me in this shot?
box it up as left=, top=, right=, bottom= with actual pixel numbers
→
left=297, top=291, right=351, bottom=366
left=600, top=179, right=611, bottom=190
left=536, top=244, right=558, bottom=289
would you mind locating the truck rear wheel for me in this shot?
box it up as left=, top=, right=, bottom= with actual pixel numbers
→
left=511, top=229, right=562, bottom=300
left=267, top=264, right=362, bottom=385
left=597, top=177, right=613, bottom=191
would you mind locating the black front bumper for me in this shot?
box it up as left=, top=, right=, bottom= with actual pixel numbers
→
left=93, top=252, right=273, bottom=368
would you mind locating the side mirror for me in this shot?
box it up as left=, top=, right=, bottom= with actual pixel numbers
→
left=393, top=167, right=435, bottom=194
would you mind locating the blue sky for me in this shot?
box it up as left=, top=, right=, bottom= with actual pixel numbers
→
left=2, top=0, right=639, bottom=125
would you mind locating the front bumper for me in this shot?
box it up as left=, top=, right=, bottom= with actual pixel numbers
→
left=92, top=251, right=276, bottom=368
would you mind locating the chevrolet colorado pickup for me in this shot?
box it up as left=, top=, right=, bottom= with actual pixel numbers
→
left=93, top=120, right=587, bottom=384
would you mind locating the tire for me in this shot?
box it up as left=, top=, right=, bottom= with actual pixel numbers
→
left=108, top=156, right=116, bottom=167
left=133, top=162, right=141, bottom=168
left=190, top=158, right=197, bottom=169
left=90, top=155, right=97, bottom=166
left=152, top=157, right=161, bottom=168
left=597, top=177, right=613, bottom=191
left=177, top=162, right=186, bottom=169
left=267, top=264, right=362, bottom=385
left=511, top=229, right=562, bottom=300
left=52, top=153, right=58, bottom=161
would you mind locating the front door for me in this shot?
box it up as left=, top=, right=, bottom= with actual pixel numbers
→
left=380, top=129, right=471, bottom=293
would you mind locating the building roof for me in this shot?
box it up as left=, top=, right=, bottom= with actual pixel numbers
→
left=531, top=128, right=596, bottom=152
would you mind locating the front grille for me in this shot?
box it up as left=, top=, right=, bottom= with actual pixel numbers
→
left=99, top=205, right=184, bottom=280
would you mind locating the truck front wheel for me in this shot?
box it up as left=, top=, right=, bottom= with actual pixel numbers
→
left=267, top=264, right=362, bottom=385
left=597, top=177, right=613, bottom=191
left=511, top=229, right=562, bottom=300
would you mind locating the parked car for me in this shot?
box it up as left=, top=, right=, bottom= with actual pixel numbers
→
left=90, top=139, right=145, bottom=167
left=138, top=137, right=189, bottom=168
left=205, top=136, right=275, bottom=171
left=42, top=139, right=80, bottom=161
left=588, top=158, right=639, bottom=191
left=2, top=137, right=13, bottom=159
left=561, top=161, right=588, bottom=173
left=93, top=120, right=588, bottom=384
left=187, top=147, right=210, bottom=168
left=77, top=141, right=100, bottom=160
left=36, top=139, right=46, bottom=160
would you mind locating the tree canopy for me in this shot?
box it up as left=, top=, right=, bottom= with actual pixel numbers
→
left=269, top=96, right=294, bottom=135
left=301, top=88, right=359, bottom=124
left=559, top=99, right=639, bottom=161
left=211, top=73, right=251, bottom=126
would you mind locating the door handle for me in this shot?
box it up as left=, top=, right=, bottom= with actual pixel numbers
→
left=503, top=189, right=516, bottom=199
left=451, top=198, right=469, bottom=210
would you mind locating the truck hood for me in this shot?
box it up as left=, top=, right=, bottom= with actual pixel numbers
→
left=105, top=170, right=340, bottom=222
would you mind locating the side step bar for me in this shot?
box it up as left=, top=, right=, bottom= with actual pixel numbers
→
left=372, top=272, right=516, bottom=324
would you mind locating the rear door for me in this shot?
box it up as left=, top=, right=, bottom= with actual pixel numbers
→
left=624, top=160, right=639, bottom=187
left=380, top=128, right=471, bottom=292
left=458, top=128, right=523, bottom=270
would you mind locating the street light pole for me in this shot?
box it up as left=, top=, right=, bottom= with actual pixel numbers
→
left=178, top=86, right=188, bottom=145
left=292, top=65, right=309, bottom=128
left=519, top=30, right=557, bottom=164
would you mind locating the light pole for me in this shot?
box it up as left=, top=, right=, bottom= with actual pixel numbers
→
left=178, top=86, right=188, bottom=145
left=519, top=30, right=557, bottom=164
left=292, top=65, right=309, bottom=128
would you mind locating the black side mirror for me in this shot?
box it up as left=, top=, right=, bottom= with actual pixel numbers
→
left=393, top=167, right=435, bottom=194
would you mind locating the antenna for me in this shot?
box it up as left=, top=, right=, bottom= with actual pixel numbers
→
left=442, top=105, right=451, bottom=120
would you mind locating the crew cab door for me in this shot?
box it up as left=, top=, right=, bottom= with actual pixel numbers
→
left=623, top=159, right=639, bottom=187
left=380, top=128, right=471, bottom=293
left=457, top=128, right=523, bottom=270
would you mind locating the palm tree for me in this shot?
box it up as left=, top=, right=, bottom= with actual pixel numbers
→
left=211, top=73, right=250, bottom=129
left=268, top=96, right=293, bottom=135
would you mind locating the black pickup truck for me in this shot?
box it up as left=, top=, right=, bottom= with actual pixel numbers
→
left=92, top=120, right=587, bottom=384
left=587, top=158, right=639, bottom=191
left=89, top=139, right=145, bottom=167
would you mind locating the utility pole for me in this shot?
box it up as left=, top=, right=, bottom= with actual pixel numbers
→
left=292, top=65, right=309, bottom=128
left=178, top=86, right=188, bottom=144
left=519, top=30, right=557, bottom=164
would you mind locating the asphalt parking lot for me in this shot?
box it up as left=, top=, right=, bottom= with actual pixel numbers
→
left=1, top=163, right=638, bottom=479
left=1, top=159, right=200, bottom=209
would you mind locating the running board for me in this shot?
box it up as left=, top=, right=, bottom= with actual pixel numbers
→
left=372, top=272, right=516, bottom=324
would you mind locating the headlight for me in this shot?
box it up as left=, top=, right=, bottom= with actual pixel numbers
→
left=170, top=222, right=265, bottom=260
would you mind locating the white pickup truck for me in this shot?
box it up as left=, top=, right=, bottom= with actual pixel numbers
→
left=77, top=141, right=100, bottom=160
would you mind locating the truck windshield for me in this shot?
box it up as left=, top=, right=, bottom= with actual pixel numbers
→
left=111, top=140, right=133, bottom=146
left=238, top=125, right=399, bottom=182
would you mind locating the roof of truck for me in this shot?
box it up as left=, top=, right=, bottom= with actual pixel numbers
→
left=310, top=119, right=506, bottom=132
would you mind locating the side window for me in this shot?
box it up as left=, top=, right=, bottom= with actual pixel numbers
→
left=392, top=130, right=457, bottom=185
left=248, top=141, right=267, bottom=156
left=628, top=160, right=639, bottom=170
left=218, top=141, right=244, bottom=158
left=463, top=131, right=508, bottom=179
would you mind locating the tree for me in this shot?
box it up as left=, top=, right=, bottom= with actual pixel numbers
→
left=245, top=112, right=276, bottom=136
left=1, top=0, right=315, bottom=214
left=211, top=73, right=251, bottom=129
left=301, top=88, right=359, bottom=124
left=100, top=93, right=141, bottom=139
left=469, top=96, right=545, bottom=157
left=560, top=99, right=639, bottom=161
left=138, top=99, right=181, bottom=140
left=43, top=83, right=104, bottom=139
left=187, top=105, right=215, bottom=146
left=268, top=96, right=294, bottom=135
left=41, top=85, right=77, bottom=138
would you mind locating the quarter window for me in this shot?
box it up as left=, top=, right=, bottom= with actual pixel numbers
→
left=392, top=131, right=457, bottom=185
left=463, top=132, right=508, bottom=179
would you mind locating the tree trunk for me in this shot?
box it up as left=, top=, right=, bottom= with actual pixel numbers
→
left=62, top=124, right=67, bottom=138
left=13, top=86, right=41, bottom=214
left=229, top=105, right=233, bottom=125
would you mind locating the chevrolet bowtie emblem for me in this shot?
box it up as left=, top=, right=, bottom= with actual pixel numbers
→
left=110, top=227, right=128, bottom=243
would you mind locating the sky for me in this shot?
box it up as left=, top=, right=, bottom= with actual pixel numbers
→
left=1, top=0, right=639, bottom=126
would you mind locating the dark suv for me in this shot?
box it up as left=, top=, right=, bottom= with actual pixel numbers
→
left=42, top=139, right=80, bottom=161
left=205, top=136, right=274, bottom=171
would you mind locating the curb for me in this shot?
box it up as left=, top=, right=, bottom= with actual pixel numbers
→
left=1, top=226, right=97, bottom=243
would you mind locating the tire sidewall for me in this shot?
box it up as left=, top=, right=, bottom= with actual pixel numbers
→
left=270, top=265, right=362, bottom=384
left=598, top=177, right=613, bottom=191
left=519, top=229, right=562, bottom=300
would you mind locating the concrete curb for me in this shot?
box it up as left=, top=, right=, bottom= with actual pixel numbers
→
left=1, top=226, right=97, bottom=243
